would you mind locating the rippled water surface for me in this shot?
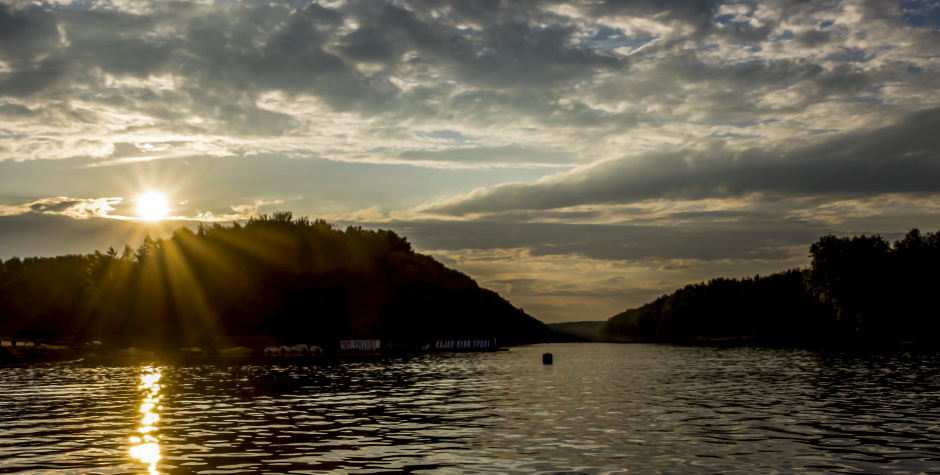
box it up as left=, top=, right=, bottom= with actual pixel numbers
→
left=2, top=343, right=940, bottom=474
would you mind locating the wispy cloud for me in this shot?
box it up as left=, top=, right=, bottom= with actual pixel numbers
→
left=0, top=197, right=124, bottom=219
left=193, top=199, right=287, bottom=222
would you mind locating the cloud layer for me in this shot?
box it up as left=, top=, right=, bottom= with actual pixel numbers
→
left=4, top=0, right=937, bottom=166
left=426, top=107, right=940, bottom=216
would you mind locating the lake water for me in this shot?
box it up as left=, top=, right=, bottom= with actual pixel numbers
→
left=2, top=343, right=939, bottom=474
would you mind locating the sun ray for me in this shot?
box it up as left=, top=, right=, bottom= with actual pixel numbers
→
left=158, top=236, right=229, bottom=347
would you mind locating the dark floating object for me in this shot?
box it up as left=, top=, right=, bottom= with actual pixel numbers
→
left=543, top=352, right=553, bottom=365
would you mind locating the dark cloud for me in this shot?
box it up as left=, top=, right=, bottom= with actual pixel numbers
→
left=61, top=8, right=174, bottom=77
left=28, top=198, right=82, bottom=214
left=796, top=28, right=836, bottom=47
left=0, top=56, right=68, bottom=97
left=428, top=107, right=940, bottom=215
left=0, top=4, right=60, bottom=62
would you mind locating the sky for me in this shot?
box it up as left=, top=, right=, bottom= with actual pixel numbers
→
left=1, top=0, right=940, bottom=323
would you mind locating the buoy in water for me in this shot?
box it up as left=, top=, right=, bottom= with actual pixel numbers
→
left=543, top=352, right=553, bottom=365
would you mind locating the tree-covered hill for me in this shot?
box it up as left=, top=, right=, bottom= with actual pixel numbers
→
left=601, top=229, right=940, bottom=346
left=0, top=212, right=552, bottom=349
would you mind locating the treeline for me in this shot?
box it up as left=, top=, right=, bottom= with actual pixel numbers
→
left=601, top=229, right=940, bottom=346
left=0, top=212, right=551, bottom=349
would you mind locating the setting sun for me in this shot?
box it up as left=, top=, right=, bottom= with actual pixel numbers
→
left=137, top=192, right=169, bottom=221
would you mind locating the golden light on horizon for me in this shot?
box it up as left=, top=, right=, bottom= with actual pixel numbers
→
left=137, top=192, right=169, bottom=221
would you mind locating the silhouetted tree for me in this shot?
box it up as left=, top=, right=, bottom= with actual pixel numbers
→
left=0, top=212, right=551, bottom=349
left=602, top=229, right=940, bottom=346
left=807, top=234, right=892, bottom=338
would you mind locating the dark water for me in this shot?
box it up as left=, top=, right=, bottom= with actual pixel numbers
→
left=2, top=343, right=940, bottom=474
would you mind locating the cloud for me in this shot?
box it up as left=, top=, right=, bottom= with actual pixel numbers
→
left=0, top=196, right=123, bottom=219
left=425, top=107, right=940, bottom=216
left=194, top=199, right=287, bottom=222
left=0, top=0, right=936, bottom=170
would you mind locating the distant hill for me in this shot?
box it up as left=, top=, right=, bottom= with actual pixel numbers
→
left=0, top=212, right=552, bottom=349
left=548, top=321, right=606, bottom=342
left=600, top=229, right=940, bottom=347
left=600, top=270, right=822, bottom=344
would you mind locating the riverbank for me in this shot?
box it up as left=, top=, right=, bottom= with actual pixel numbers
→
left=0, top=341, right=78, bottom=365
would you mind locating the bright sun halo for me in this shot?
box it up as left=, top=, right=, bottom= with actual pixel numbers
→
left=137, top=192, right=169, bottom=221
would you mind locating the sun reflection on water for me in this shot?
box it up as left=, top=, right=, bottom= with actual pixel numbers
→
left=130, top=366, right=163, bottom=474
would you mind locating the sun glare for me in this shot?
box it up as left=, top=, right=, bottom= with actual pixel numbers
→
left=137, top=192, right=169, bottom=221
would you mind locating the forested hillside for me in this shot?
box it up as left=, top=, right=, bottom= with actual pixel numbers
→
left=601, top=229, right=940, bottom=346
left=0, top=212, right=551, bottom=349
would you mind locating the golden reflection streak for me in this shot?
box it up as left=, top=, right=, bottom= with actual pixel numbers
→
left=130, top=366, right=163, bottom=474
